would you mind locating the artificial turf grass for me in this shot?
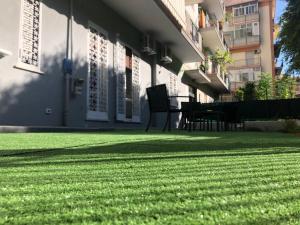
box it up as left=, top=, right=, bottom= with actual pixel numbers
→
left=1, top=132, right=300, bottom=224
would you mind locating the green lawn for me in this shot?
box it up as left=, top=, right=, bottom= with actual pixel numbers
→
left=1, top=131, right=300, bottom=224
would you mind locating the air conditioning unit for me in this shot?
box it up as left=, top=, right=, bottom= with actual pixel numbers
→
left=161, top=45, right=172, bottom=64
left=142, top=34, right=157, bottom=55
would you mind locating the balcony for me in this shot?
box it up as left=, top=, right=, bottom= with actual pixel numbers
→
left=227, top=56, right=261, bottom=69
left=185, top=0, right=202, bottom=5
left=206, top=60, right=230, bottom=93
left=102, top=0, right=204, bottom=62
left=200, top=20, right=228, bottom=52
left=200, top=0, right=225, bottom=20
left=223, top=13, right=260, bottom=50
left=160, top=0, right=187, bottom=28
left=185, top=10, right=203, bottom=51
left=224, top=34, right=260, bottom=50
left=228, top=13, right=259, bottom=25
left=183, top=62, right=211, bottom=85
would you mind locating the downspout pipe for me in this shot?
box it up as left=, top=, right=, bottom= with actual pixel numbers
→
left=63, top=0, right=73, bottom=126
left=151, top=54, right=157, bottom=127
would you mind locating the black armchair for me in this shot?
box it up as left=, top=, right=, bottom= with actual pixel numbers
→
left=145, top=84, right=190, bottom=132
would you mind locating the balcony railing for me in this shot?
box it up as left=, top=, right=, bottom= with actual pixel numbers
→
left=227, top=13, right=260, bottom=25
left=200, top=0, right=225, bottom=21
left=159, top=0, right=203, bottom=51
left=228, top=57, right=261, bottom=69
left=203, top=20, right=229, bottom=51
left=186, top=11, right=202, bottom=51
left=160, top=0, right=186, bottom=28
left=224, top=34, right=260, bottom=49
left=206, top=59, right=230, bottom=87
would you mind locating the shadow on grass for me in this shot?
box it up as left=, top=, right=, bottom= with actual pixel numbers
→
left=1, top=132, right=300, bottom=168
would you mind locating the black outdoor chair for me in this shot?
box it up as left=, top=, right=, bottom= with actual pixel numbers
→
left=146, top=84, right=189, bottom=132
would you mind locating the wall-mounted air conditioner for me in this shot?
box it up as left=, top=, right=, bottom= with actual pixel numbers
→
left=142, top=34, right=157, bottom=55
left=161, top=45, right=172, bottom=64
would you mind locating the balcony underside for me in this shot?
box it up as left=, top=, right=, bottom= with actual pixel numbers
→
left=230, top=43, right=260, bottom=52
left=206, top=74, right=230, bottom=94
left=185, top=0, right=202, bottom=5
left=200, top=0, right=224, bottom=20
left=102, top=0, right=204, bottom=62
left=200, top=27, right=226, bottom=52
left=184, top=69, right=211, bottom=85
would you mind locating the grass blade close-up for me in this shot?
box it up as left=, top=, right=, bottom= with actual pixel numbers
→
left=1, top=131, right=300, bottom=224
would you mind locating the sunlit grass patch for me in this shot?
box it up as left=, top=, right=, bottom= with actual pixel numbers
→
left=1, top=131, right=300, bottom=224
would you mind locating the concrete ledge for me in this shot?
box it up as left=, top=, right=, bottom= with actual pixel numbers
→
left=245, top=120, right=300, bottom=132
left=0, top=126, right=115, bottom=133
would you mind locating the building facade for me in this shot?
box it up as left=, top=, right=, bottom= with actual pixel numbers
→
left=223, top=0, right=275, bottom=98
left=0, top=0, right=229, bottom=128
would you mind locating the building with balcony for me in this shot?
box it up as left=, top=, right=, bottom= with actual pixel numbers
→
left=0, top=0, right=229, bottom=128
left=182, top=0, right=230, bottom=102
left=222, top=0, right=276, bottom=98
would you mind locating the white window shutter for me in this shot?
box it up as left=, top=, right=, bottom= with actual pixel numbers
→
left=132, top=54, right=141, bottom=123
left=169, top=73, right=178, bottom=107
left=115, top=41, right=126, bottom=121
left=87, top=22, right=109, bottom=121
left=99, top=33, right=109, bottom=116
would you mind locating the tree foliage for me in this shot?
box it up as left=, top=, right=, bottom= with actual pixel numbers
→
left=210, top=50, right=234, bottom=73
left=244, top=82, right=257, bottom=101
left=234, top=87, right=244, bottom=101
left=279, top=0, right=300, bottom=73
left=236, top=73, right=297, bottom=101
left=274, top=75, right=296, bottom=99
left=256, top=72, right=273, bottom=100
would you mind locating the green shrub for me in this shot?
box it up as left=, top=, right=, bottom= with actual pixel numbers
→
left=284, top=119, right=299, bottom=133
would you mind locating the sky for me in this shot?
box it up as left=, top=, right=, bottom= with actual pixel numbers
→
left=276, top=0, right=287, bottom=23
left=275, top=0, right=288, bottom=73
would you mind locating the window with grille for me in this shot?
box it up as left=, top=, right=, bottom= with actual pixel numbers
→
left=87, top=22, right=109, bottom=121
left=19, top=0, right=41, bottom=69
left=169, top=73, right=178, bottom=106
left=115, top=42, right=141, bottom=123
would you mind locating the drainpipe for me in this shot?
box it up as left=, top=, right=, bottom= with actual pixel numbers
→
left=63, top=0, right=74, bottom=126
left=151, top=55, right=157, bottom=86
left=151, top=55, right=157, bottom=127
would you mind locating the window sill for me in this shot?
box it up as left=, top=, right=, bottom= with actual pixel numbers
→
left=14, top=62, right=44, bottom=75
left=116, top=120, right=141, bottom=124
left=86, top=119, right=109, bottom=122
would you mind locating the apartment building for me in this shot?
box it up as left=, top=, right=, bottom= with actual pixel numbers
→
left=196, top=0, right=231, bottom=102
left=223, top=0, right=276, bottom=95
left=0, top=0, right=229, bottom=128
